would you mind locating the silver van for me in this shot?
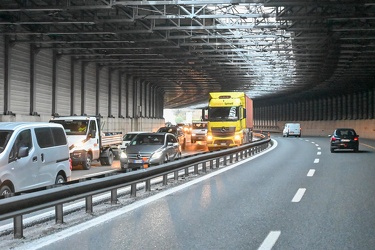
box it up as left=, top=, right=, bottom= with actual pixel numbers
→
left=0, top=122, right=71, bottom=197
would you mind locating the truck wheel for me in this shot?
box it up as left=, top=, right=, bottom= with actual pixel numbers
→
left=107, top=151, right=114, bottom=165
left=83, top=154, right=92, bottom=170
left=0, top=185, right=13, bottom=197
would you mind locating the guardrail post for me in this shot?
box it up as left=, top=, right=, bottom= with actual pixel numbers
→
left=145, top=179, right=151, bottom=192
left=86, top=196, right=93, bottom=214
left=111, top=189, right=117, bottom=204
left=216, top=158, right=220, bottom=168
left=174, top=170, right=179, bottom=180
left=13, top=215, right=23, bottom=239
left=131, top=183, right=136, bottom=197
left=235, top=152, right=239, bottom=162
left=203, top=161, right=207, bottom=173
left=230, top=154, right=233, bottom=164
left=194, top=164, right=198, bottom=174
left=185, top=167, right=189, bottom=176
left=224, top=156, right=228, bottom=166
left=55, top=204, right=63, bottom=224
left=163, top=174, right=168, bottom=185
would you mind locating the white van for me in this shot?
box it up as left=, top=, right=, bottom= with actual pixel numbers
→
left=0, top=122, right=71, bottom=197
left=283, top=123, right=301, bottom=137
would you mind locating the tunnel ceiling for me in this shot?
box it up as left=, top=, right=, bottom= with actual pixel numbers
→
left=1, top=0, right=375, bottom=108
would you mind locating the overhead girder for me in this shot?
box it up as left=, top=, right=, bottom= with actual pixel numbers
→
left=0, top=1, right=375, bottom=108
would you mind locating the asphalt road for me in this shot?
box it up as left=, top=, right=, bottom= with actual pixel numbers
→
left=17, top=135, right=375, bottom=250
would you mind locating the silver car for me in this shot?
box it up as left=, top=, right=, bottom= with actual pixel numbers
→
left=120, top=132, right=181, bottom=171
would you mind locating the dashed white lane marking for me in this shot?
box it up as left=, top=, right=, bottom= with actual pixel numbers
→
left=317, top=152, right=321, bottom=155
left=317, top=147, right=321, bottom=150
left=311, top=141, right=315, bottom=144
left=258, top=231, right=281, bottom=250
left=307, top=169, right=315, bottom=177
left=314, top=158, right=319, bottom=163
left=292, top=188, right=306, bottom=202
left=315, top=144, right=319, bottom=147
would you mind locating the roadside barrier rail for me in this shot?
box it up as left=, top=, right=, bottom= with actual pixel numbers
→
left=0, top=138, right=272, bottom=239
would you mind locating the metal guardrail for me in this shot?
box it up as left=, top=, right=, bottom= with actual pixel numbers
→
left=0, top=137, right=272, bottom=239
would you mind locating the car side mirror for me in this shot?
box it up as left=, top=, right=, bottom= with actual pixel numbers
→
left=18, top=146, right=29, bottom=158
left=167, top=142, right=173, bottom=146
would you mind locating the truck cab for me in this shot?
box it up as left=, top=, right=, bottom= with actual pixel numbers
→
left=50, top=116, right=122, bottom=170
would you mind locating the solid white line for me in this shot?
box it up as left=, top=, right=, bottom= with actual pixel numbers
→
left=292, top=188, right=306, bottom=202
left=258, top=231, right=281, bottom=250
left=317, top=152, right=321, bottom=155
left=314, top=158, right=319, bottom=163
left=307, top=169, right=315, bottom=177
left=14, top=140, right=279, bottom=250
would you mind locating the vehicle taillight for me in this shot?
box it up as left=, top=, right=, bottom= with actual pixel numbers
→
left=331, top=136, right=336, bottom=141
left=354, top=136, right=359, bottom=141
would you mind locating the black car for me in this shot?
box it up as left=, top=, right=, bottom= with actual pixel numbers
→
left=330, top=128, right=359, bottom=153
left=157, top=126, right=186, bottom=150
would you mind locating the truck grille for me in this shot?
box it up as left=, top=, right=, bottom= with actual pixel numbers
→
left=211, top=126, right=236, bottom=137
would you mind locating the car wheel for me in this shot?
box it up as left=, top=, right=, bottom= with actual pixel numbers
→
left=55, top=174, right=65, bottom=184
left=354, top=146, right=359, bottom=152
left=330, top=147, right=335, bottom=153
left=163, top=155, right=169, bottom=164
left=0, top=185, right=13, bottom=197
left=83, top=153, right=92, bottom=170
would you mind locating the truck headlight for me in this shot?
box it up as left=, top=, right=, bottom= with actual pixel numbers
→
left=192, top=133, right=196, bottom=136
left=207, top=135, right=213, bottom=141
left=234, top=134, right=241, bottom=141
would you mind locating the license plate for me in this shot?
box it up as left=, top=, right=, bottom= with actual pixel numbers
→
left=221, top=143, right=227, bottom=145
left=341, top=139, right=350, bottom=142
left=131, top=159, right=143, bottom=163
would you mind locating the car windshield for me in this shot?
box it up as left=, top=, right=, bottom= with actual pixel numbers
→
left=192, top=123, right=207, bottom=129
left=131, top=134, right=164, bottom=145
left=123, top=133, right=138, bottom=141
left=0, top=130, right=13, bottom=153
left=157, top=127, right=177, bottom=134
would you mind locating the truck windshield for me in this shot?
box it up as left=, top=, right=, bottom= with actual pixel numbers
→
left=208, top=107, right=239, bottom=121
left=51, top=120, right=89, bottom=135
left=0, top=131, right=13, bottom=153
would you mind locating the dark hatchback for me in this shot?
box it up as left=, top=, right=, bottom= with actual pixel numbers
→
left=330, top=128, right=359, bottom=153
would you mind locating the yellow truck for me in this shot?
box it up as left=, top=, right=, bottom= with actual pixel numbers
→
left=206, top=92, right=253, bottom=151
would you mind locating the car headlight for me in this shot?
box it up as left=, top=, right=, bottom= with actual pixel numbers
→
left=120, top=151, right=127, bottom=159
left=151, top=150, right=163, bottom=160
